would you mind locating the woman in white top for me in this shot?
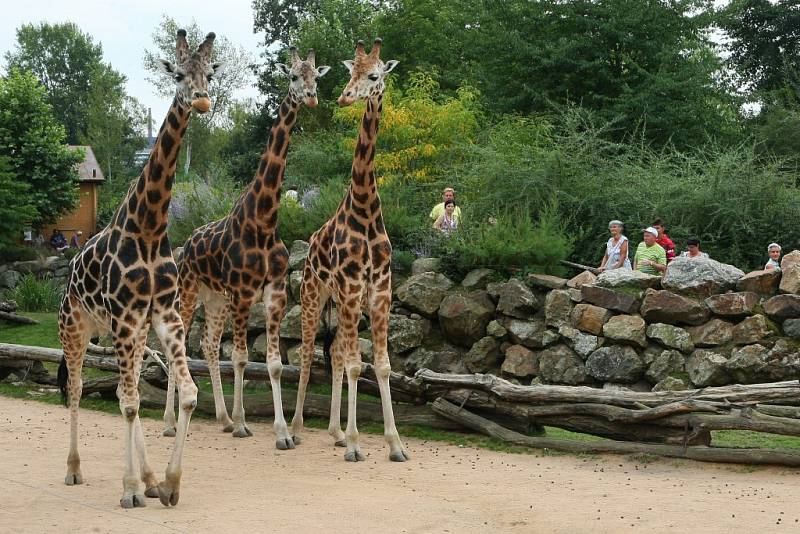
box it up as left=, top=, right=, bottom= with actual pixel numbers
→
left=598, top=219, right=631, bottom=271
left=680, top=236, right=709, bottom=259
left=765, top=243, right=781, bottom=270
left=433, top=199, right=458, bottom=235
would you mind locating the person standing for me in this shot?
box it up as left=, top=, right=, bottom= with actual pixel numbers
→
left=652, top=218, right=676, bottom=263
left=598, top=220, right=631, bottom=271
left=429, top=187, right=462, bottom=225
left=634, top=227, right=667, bottom=275
left=765, top=243, right=782, bottom=270
left=70, top=231, right=83, bottom=248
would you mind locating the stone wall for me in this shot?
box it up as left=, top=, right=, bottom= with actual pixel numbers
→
left=0, top=256, right=72, bottom=290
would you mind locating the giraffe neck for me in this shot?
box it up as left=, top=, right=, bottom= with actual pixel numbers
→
left=348, top=94, right=382, bottom=208
left=237, top=93, right=300, bottom=228
left=116, top=97, right=190, bottom=237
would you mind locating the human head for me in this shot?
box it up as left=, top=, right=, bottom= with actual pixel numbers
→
left=768, top=243, right=782, bottom=260
left=608, top=219, right=624, bottom=236
left=652, top=218, right=665, bottom=238
left=442, top=187, right=455, bottom=202
left=686, top=237, right=700, bottom=254
left=444, top=199, right=455, bottom=215
left=643, top=226, right=658, bottom=245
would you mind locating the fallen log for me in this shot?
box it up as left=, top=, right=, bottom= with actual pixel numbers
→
left=432, top=398, right=800, bottom=467
left=0, top=311, right=39, bottom=325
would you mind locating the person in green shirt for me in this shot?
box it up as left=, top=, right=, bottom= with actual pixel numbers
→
left=634, top=227, right=667, bottom=275
left=429, top=187, right=462, bottom=224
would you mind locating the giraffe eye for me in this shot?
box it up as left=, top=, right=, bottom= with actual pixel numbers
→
left=368, top=74, right=379, bottom=81
left=174, top=74, right=184, bottom=82
left=206, top=74, right=213, bottom=81
left=291, top=74, right=298, bottom=82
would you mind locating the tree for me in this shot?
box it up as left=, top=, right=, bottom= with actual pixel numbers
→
left=0, top=70, right=81, bottom=228
left=0, top=156, right=36, bottom=251
left=5, top=22, right=128, bottom=144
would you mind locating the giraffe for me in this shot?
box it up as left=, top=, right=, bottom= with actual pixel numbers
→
left=57, top=29, right=222, bottom=508
left=163, top=47, right=330, bottom=448
left=290, top=38, right=408, bottom=462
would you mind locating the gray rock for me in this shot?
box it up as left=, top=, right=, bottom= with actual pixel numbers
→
left=662, top=256, right=744, bottom=298
left=388, top=313, right=431, bottom=354
left=704, top=292, right=759, bottom=318
left=764, top=294, right=800, bottom=321
left=581, top=284, right=640, bottom=314
left=405, top=342, right=468, bottom=374
left=220, top=340, right=234, bottom=361
left=640, top=289, right=710, bottom=326
left=501, top=317, right=559, bottom=348
left=461, top=268, right=496, bottom=290
left=558, top=325, right=604, bottom=358
left=782, top=318, right=800, bottom=340
left=288, top=240, right=310, bottom=271
left=544, top=289, right=573, bottom=328
left=279, top=304, right=304, bottom=340
left=250, top=333, right=267, bottom=359
left=12, top=260, right=44, bottom=275
left=645, top=350, right=685, bottom=383
left=486, top=320, right=508, bottom=338
left=687, top=319, right=734, bottom=347
left=585, top=346, right=644, bottom=383
left=411, top=257, right=442, bottom=275
left=570, top=303, right=613, bottom=335
left=438, top=292, right=495, bottom=347
left=528, top=274, right=568, bottom=290
left=247, top=302, right=267, bottom=331
left=602, top=315, right=647, bottom=348
left=465, top=336, right=502, bottom=373
left=566, top=270, right=597, bottom=289
left=396, top=271, right=455, bottom=317
left=358, top=337, right=374, bottom=363
left=185, top=320, right=204, bottom=358
left=652, top=376, right=689, bottom=392
left=686, top=350, right=730, bottom=387
left=289, top=271, right=303, bottom=302
left=0, top=270, right=22, bottom=290
left=732, top=314, right=774, bottom=345
left=501, top=344, right=538, bottom=377
left=737, top=269, right=781, bottom=296
left=646, top=323, right=694, bottom=353
left=286, top=344, right=302, bottom=366
left=568, top=288, right=583, bottom=302
left=496, top=278, right=539, bottom=318
left=781, top=250, right=800, bottom=271
left=726, top=344, right=770, bottom=384
left=595, top=269, right=661, bottom=290
left=538, top=344, right=588, bottom=385
left=780, top=266, right=800, bottom=294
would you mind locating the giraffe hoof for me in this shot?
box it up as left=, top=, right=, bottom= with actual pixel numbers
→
left=157, top=481, right=180, bottom=507
left=232, top=425, right=253, bottom=438
left=162, top=427, right=176, bottom=438
left=344, top=450, right=366, bottom=462
left=291, top=435, right=303, bottom=445
left=64, top=472, right=83, bottom=486
left=334, top=439, right=347, bottom=448
left=222, top=423, right=235, bottom=433
left=120, top=493, right=147, bottom=508
left=390, top=450, right=410, bottom=462
left=276, top=437, right=295, bottom=450
left=144, top=486, right=160, bottom=498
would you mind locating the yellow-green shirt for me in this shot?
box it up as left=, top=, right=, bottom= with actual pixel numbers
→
left=634, top=242, right=666, bottom=275
left=429, top=202, right=462, bottom=223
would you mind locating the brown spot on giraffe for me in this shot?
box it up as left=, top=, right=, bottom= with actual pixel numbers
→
left=57, top=29, right=221, bottom=509
left=291, top=39, right=408, bottom=462
left=163, top=47, right=329, bottom=448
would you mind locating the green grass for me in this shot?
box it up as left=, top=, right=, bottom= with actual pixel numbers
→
left=0, top=312, right=61, bottom=348
left=713, top=430, right=800, bottom=450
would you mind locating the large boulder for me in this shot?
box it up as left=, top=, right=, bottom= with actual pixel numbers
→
left=461, top=268, right=496, bottom=290
left=781, top=250, right=800, bottom=271
left=782, top=318, right=800, bottom=340
left=495, top=278, right=539, bottom=318
left=465, top=337, right=502, bottom=373
left=558, top=325, right=604, bottom=358
left=764, top=294, right=800, bottom=321
left=640, top=289, right=710, bottom=326
left=686, top=350, right=730, bottom=387
left=732, top=314, right=774, bottom=345
left=704, top=292, right=759, bottom=318
left=528, top=274, right=567, bottom=290
left=585, top=346, right=644, bottom=383
left=644, top=349, right=685, bottom=383
left=538, top=344, right=588, bottom=385
left=779, top=265, right=800, bottom=294
left=646, top=323, right=694, bottom=353
left=396, top=272, right=455, bottom=317
left=566, top=270, right=597, bottom=289
left=661, top=257, right=744, bottom=298
left=581, top=284, right=640, bottom=314
left=737, top=269, right=781, bottom=296
left=501, top=344, right=538, bottom=377
left=279, top=305, right=304, bottom=340
left=602, top=315, right=647, bottom=348
left=411, top=257, right=442, bottom=275
left=405, top=342, right=468, bottom=374
left=250, top=333, right=268, bottom=359
left=0, top=270, right=22, bottom=290
left=247, top=302, right=268, bottom=331
left=570, top=303, right=613, bottom=335
left=726, top=344, right=770, bottom=384
left=687, top=319, right=734, bottom=347
left=762, top=339, right=800, bottom=381
left=595, top=269, right=661, bottom=290
left=388, top=313, right=431, bottom=354
left=544, top=289, right=573, bottom=328
left=288, top=240, right=310, bottom=271
left=501, top=317, right=559, bottom=349
left=289, top=271, right=303, bottom=302
left=438, top=291, right=495, bottom=347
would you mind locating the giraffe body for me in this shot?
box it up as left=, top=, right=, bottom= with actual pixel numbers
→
left=58, top=30, right=221, bottom=508
left=163, top=48, right=329, bottom=447
left=291, top=39, right=408, bottom=462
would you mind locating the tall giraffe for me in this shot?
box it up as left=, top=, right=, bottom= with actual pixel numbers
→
left=164, top=47, right=329, bottom=447
left=291, top=39, right=408, bottom=462
left=57, top=30, right=222, bottom=508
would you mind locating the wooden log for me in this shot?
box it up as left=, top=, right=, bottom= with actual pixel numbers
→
left=432, top=398, right=800, bottom=467
left=560, top=260, right=600, bottom=275
left=0, top=311, right=39, bottom=325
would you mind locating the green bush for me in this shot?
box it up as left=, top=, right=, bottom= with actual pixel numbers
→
left=5, top=274, right=64, bottom=312
left=167, top=169, right=238, bottom=246
left=3, top=244, right=40, bottom=262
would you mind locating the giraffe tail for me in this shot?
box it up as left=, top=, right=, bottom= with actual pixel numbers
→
left=323, top=300, right=333, bottom=376
left=57, top=356, right=69, bottom=406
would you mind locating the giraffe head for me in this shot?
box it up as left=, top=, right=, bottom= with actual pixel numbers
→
left=157, top=29, right=223, bottom=114
left=338, top=38, right=398, bottom=107
left=276, top=46, right=330, bottom=108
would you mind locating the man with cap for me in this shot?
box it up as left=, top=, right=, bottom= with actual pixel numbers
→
left=634, top=227, right=667, bottom=275
left=429, top=187, right=462, bottom=225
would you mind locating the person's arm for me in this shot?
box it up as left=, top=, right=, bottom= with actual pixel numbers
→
left=613, top=240, right=629, bottom=269
left=651, top=248, right=668, bottom=273
left=433, top=215, right=443, bottom=230
left=429, top=204, right=439, bottom=221
left=598, top=251, right=609, bottom=271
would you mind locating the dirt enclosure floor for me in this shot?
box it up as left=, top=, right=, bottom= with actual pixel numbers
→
left=1, top=395, right=800, bottom=534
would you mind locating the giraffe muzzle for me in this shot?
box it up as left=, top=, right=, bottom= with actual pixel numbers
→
left=191, top=97, right=212, bottom=113
left=337, top=94, right=356, bottom=107
left=304, top=95, right=319, bottom=108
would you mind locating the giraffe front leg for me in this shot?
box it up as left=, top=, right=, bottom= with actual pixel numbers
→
left=328, top=333, right=346, bottom=447
left=263, top=279, right=294, bottom=450
left=230, top=303, right=252, bottom=438
left=336, top=300, right=364, bottom=461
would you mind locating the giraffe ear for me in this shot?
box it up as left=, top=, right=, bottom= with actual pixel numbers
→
left=342, top=60, right=355, bottom=73
left=211, top=62, right=226, bottom=76
left=316, top=65, right=331, bottom=78
left=383, top=60, right=399, bottom=73
left=276, top=63, right=291, bottom=77
left=158, top=59, right=178, bottom=75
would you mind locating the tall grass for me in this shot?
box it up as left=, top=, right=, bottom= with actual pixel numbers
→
left=4, top=274, right=63, bottom=312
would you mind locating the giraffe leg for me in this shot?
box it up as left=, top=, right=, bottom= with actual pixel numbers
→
left=59, top=296, right=90, bottom=487
left=328, top=329, right=347, bottom=448
left=152, top=305, right=198, bottom=507
left=338, top=297, right=365, bottom=462
left=230, top=302, right=253, bottom=438
left=131, top=327, right=159, bottom=496
left=369, top=283, right=408, bottom=461
left=164, top=270, right=198, bottom=436
left=290, top=267, right=326, bottom=444
left=263, top=279, right=294, bottom=450
left=202, top=292, right=234, bottom=432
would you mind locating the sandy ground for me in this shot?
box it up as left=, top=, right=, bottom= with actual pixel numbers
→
left=1, top=395, right=799, bottom=534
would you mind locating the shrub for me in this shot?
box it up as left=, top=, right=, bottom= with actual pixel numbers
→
left=3, top=244, right=40, bottom=262
left=5, top=274, right=63, bottom=312
left=167, top=169, right=238, bottom=245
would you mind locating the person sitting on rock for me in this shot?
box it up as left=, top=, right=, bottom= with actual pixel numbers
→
left=680, top=237, right=708, bottom=260
left=765, top=243, right=782, bottom=270
left=598, top=219, right=631, bottom=271
left=633, top=227, right=667, bottom=275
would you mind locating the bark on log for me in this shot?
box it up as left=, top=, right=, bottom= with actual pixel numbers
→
left=0, top=311, right=39, bottom=325
left=432, top=398, right=800, bottom=467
